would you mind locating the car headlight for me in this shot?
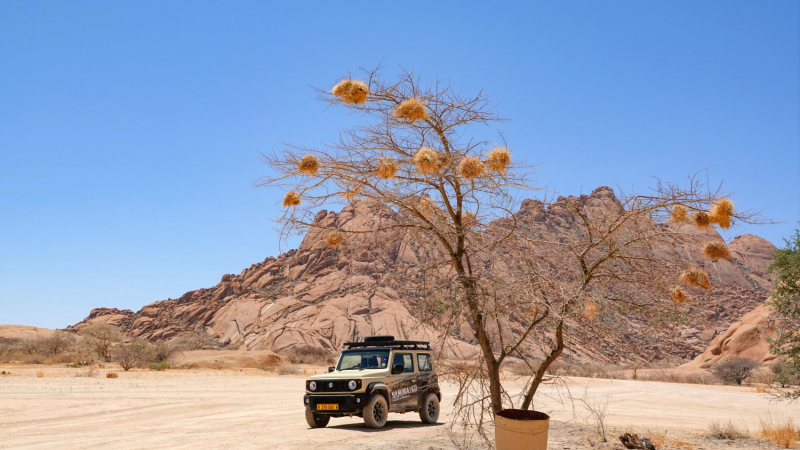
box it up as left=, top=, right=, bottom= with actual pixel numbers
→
left=309, top=381, right=317, bottom=391
left=348, top=380, right=357, bottom=390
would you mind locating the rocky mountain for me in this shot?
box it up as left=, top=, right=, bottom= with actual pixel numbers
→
left=67, top=187, right=776, bottom=363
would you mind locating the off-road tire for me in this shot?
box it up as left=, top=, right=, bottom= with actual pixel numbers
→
left=305, top=409, right=330, bottom=428
left=419, top=393, right=439, bottom=424
left=363, top=394, right=388, bottom=429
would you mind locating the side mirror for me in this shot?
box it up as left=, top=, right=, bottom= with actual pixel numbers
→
left=391, top=364, right=404, bottom=375
left=328, top=366, right=335, bottom=373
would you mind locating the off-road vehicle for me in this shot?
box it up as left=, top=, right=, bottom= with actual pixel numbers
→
left=303, top=335, right=441, bottom=429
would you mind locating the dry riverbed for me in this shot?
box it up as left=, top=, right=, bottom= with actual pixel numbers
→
left=0, top=364, right=797, bottom=449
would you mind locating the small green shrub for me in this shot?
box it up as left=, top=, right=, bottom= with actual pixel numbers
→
left=148, top=361, right=168, bottom=371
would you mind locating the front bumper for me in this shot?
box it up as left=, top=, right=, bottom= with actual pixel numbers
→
left=304, top=393, right=371, bottom=414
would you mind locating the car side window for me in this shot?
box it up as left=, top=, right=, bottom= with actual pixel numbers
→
left=393, top=352, right=414, bottom=373
left=417, top=353, right=432, bottom=371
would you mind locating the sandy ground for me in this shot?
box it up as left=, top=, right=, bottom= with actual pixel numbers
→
left=1, top=364, right=798, bottom=450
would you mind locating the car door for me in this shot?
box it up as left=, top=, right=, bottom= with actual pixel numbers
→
left=389, top=352, right=416, bottom=408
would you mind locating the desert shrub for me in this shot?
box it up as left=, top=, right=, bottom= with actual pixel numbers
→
left=67, top=340, right=98, bottom=366
left=281, top=345, right=335, bottom=365
left=149, top=340, right=181, bottom=364
left=759, top=416, right=800, bottom=448
left=148, top=361, right=168, bottom=371
left=106, top=372, right=118, bottom=378
left=113, top=339, right=149, bottom=371
left=19, top=338, right=43, bottom=355
left=708, top=420, right=748, bottom=440
left=82, top=323, right=122, bottom=361
left=276, top=364, right=299, bottom=375
left=640, top=369, right=713, bottom=385
left=171, top=332, right=220, bottom=351
left=36, top=370, right=44, bottom=378
left=711, top=357, right=760, bottom=385
left=41, top=331, right=76, bottom=355
left=24, top=356, right=44, bottom=364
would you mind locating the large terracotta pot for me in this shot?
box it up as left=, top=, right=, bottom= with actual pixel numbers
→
left=495, top=409, right=550, bottom=450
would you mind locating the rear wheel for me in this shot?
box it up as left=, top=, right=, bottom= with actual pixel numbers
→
left=419, top=393, right=439, bottom=424
left=363, top=394, right=388, bottom=429
left=305, top=409, right=330, bottom=428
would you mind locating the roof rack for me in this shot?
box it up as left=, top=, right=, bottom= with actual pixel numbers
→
left=343, top=335, right=430, bottom=350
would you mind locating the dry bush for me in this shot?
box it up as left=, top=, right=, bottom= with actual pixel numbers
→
left=702, top=241, right=731, bottom=260
left=40, top=331, right=76, bottom=355
left=281, top=345, right=335, bottom=365
left=577, top=388, right=611, bottom=442
left=113, top=339, right=149, bottom=371
left=83, top=323, right=122, bottom=361
left=148, top=361, right=168, bottom=371
left=149, top=340, right=181, bottom=364
left=639, top=369, right=713, bottom=385
left=35, top=370, right=44, bottom=378
left=711, top=357, right=760, bottom=385
left=708, top=420, right=749, bottom=440
left=106, top=372, right=118, bottom=378
left=276, top=363, right=300, bottom=375
left=171, top=331, right=221, bottom=351
left=76, top=365, right=97, bottom=377
left=759, top=416, right=800, bottom=448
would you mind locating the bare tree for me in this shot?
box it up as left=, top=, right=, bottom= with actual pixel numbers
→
left=41, top=331, right=76, bottom=355
left=113, top=339, right=149, bottom=371
left=259, top=67, right=762, bottom=445
left=83, top=323, right=122, bottom=361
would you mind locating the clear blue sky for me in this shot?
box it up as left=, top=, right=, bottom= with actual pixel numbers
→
left=1, top=1, right=798, bottom=328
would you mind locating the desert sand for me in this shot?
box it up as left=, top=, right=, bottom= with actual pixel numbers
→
left=1, top=363, right=797, bottom=449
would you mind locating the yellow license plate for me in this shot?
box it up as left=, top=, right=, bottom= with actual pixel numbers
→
left=317, top=404, right=338, bottom=411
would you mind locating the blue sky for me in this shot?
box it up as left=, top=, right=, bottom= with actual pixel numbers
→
left=1, top=1, right=798, bottom=328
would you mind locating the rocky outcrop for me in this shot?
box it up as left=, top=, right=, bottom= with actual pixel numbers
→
left=682, top=303, right=778, bottom=368
left=68, top=187, right=776, bottom=363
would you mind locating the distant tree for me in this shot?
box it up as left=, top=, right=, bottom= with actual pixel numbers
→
left=171, top=331, right=220, bottom=351
left=83, top=323, right=122, bottom=361
left=767, top=226, right=800, bottom=399
left=710, top=356, right=760, bottom=385
left=113, top=339, right=149, bottom=371
left=41, top=331, right=75, bottom=355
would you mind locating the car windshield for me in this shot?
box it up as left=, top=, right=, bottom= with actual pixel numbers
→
left=336, top=349, right=390, bottom=371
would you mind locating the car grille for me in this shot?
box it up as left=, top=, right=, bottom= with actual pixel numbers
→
left=314, top=380, right=350, bottom=392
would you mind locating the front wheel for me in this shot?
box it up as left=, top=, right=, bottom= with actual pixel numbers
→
left=419, top=393, right=439, bottom=424
left=305, top=409, right=330, bottom=428
left=363, top=394, right=388, bottom=429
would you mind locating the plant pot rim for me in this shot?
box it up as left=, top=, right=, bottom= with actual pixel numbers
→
left=497, top=409, right=550, bottom=421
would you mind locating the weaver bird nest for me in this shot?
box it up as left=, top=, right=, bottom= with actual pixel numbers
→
left=670, top=205, right=687, bottom=222
left=709, top=199, right=734, bottom=229
left=458, top=157, right=485, bottom=180
left=392, top=98, right=428, bottom=122
left=669, top=287, right=689, bottom=304
left=298, top=155, right=319, bottom=175
left=331, top=79, right=369, bottom=104
left=485, top=147, right=511, bottom=174
left=414, top=148, right=440, bottom=174
left=694, top=211, right=711, bottom=228
left=703, top=241, right=731, bottom=260
left=282, top=190, right=301, bottom=207
left=325, top=230, right=345, bottom=248
left=376, top=157, right=399, bottom=179
left=680, top=268, right=711, bottom=289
